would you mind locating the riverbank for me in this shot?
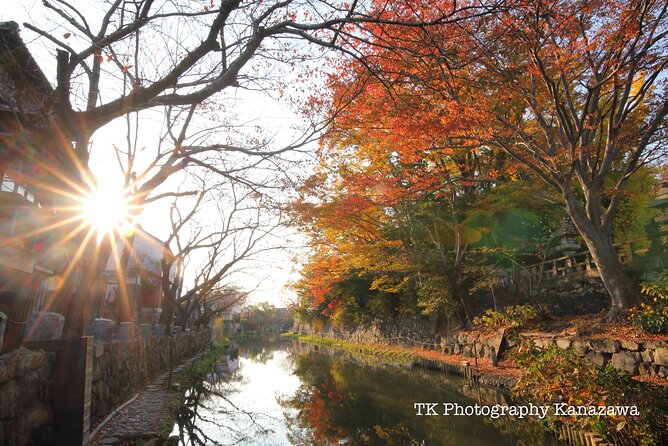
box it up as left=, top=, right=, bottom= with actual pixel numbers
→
left=285, top=332, right=668, bottom=445
left=281, top=333, right=520, bottom=389
left=88, top=344, right=218, bottom=446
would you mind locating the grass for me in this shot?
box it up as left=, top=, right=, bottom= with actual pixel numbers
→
left=282, top=332, right=419, bottom=363
left=159, top=344, right=224, bottom=437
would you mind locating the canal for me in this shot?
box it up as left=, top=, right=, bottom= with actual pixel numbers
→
left=171, top=338, right=561, bottom=445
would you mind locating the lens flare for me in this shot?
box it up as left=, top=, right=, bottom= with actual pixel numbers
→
left=80, top=187, right=132, bottom=241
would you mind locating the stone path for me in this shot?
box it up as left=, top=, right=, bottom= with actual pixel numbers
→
left=89, top=353, right=204, bottom=445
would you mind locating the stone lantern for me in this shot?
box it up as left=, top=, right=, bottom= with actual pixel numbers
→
left=555, top=217, right=581, bottom=257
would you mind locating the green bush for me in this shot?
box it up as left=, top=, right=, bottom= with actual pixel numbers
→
left=472, top=305, right=538, bottom=329
left=629, top=276, right=668, bottom=334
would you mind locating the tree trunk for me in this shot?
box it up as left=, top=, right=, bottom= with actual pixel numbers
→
left=454, top=276, right=473, bottom=324
left=566, top=204, right=636, bottom=318
left=159, top=299, right=175, bottom=334
left=65, top=240, right=113, bottom=335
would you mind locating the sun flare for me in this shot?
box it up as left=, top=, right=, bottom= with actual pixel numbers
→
left=80, top=187, right=133, bottom=241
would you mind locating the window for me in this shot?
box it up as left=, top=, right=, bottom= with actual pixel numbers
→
left=1, top=175, right=15, bottom=192
left=1, top=174, right=38, bottom=204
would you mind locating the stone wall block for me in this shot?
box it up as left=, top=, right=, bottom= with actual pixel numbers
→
left=16, top=370, right=43, bottom=403
left=15, top=351, right=46, bottom=375
left=642, top=341, right=665, bottom=350
left=26, top=401, right=54, bottom=445
left=620, top=341, right=639, bottom=351
left=571, top=340, right=590, bottom=355
left=0, top=354, right=17, bottom=385
left=533, top=339, right=553, bottom=349
left=589, top=339, right=620, bottom=354
left=586, top=351, right=609, bottom=368
left=638, top=363, right=657, bottom=376
left=0, top=380, right=19, bottom=419
left=611, top=351, right=641, bottom=374
left=26, top=401, right=51, bottom=429
left=654, top=348, right=668, bottom=367
left=641, top=349, right=654, bottom=363
left=556, top=339, right=571, bottom=349
left=23, top=312, right=64, bottom=342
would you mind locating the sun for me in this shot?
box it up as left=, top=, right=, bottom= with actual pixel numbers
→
left=80, top=186, right=133, bottom=241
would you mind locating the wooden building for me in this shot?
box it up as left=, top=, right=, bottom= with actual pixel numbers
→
left=0, top=21, right=75, bottom=351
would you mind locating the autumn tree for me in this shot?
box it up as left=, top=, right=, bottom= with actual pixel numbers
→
left=320, top=0, right=668, bottom=317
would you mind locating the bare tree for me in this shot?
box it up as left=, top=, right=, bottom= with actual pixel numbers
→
left=21, top=0, right=496, bottom=165
left=10, top=0, right=500, bottom=333
left=157, top=173, right=284, bottom=333
left=177, top=284, right=249, bottom=330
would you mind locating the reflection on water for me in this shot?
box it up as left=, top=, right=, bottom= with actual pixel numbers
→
left=172, top=339, right=560, bottom=445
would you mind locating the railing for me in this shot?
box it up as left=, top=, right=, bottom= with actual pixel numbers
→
left=520, top=232, right=665, bottom=284
left=495, top=232, right=667, bottom=297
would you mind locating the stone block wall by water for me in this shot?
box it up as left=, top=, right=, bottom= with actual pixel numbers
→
left=441, top=333, right=668, bottom=378
left=91, top=330, right=209, bottom=423
left=0, top=349, right=54, bottom=446
left=304, top=315, right=438, bottom=347
left=299, top=317, right=668, bottom=379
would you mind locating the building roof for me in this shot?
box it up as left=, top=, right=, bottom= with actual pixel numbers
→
left=0, top=21, right=55, bottom=117
left=105, top=227, right=176, bottom=283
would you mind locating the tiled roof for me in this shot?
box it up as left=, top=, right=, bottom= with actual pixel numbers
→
left=0, top=21, right=55, bottom=116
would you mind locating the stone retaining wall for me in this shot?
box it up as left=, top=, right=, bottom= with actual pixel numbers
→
left=440, top=332, right=503, bottom=360
left=301, top=315, right=438, bottom=347
left=440, top=332, right=668, bottom=378
left=529, top=337, right=668, bottom=377
left=300, top=318, right=668, bottom=379
left=91, top=330, right=209, bottom=423
left=0, top=349, right=54, bottom=446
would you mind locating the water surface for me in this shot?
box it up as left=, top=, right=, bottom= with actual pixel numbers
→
left=172, top=339, right=560, bottom=445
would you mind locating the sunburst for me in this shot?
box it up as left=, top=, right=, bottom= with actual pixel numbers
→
left=78, top=186, right=134, bottom=242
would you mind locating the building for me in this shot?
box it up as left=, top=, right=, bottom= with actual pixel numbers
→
left=220, top=302, right=242, bottom=335
left=99, top=227, right=176, bottom=325
left=0, top=21, right=75, bottom=352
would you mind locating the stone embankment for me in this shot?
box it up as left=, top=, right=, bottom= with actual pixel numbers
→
left=298, top=316, right=668, bottom=379
left=0, top=326, right=209, bottom=446
left=90, top=351, right=207, bottom=446
left=92, top=330, right=209, bottom=424
left=442, top=332, right=668, bottom=378
left=0, top=349, right=54, bottom=446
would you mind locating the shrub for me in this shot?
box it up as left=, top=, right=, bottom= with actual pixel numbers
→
left=629, top=276, right=668, bottom=334
left=472, top=305, right=538, bottom=329
left=513, top=342, right=668, bottom=445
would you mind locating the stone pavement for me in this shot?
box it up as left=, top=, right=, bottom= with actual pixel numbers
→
left=89, top=353, right=204, bottom=445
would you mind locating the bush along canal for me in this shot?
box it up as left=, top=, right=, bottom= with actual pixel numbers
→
left=167, top=337, right=569, bottom=445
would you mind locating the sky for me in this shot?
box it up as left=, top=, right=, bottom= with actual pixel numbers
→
left=2, top=1, right=321, bottom=307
